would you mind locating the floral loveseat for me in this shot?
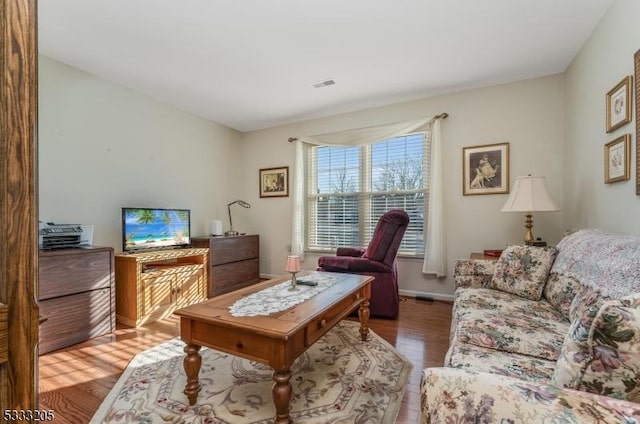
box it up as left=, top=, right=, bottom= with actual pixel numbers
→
left=421, top=229, right=640, bottom=423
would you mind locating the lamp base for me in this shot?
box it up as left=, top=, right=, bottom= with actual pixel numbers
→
left=526, top=239, right=547, bottom=247
left=288, top=272, right=299, bottom=291
left=224, top=230, right=240, bottom=237
left=523, top=213, right=534, bottom=244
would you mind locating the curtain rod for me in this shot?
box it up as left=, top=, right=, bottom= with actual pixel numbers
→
left=288, top=112, right=448, bottom=142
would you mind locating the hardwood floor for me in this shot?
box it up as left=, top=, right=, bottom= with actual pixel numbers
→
left=38, top=297, right=452, bottom=423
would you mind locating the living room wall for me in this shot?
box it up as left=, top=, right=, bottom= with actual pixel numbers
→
left=237, top=75, right=565, bottom=298
left=564, top=0, right=640, bottom=234
left=38, top=56, right=241, bottom=250
left=43, top=1, right=638, bottom=298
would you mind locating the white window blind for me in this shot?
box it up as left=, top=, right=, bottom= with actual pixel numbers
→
left=305, top=132, right=429, bottom=255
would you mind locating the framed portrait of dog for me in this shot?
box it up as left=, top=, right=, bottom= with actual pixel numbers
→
left=462, top=142, right=509, bottom=196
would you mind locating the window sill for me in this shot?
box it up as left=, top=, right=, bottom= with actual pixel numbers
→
left=304, top=250, right=424, bottom=260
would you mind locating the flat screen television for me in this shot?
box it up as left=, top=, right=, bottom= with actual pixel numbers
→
left=122, top=207, right=191, bottom=252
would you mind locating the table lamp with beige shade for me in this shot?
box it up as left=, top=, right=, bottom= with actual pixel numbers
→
left=500, top=175, right=559, bottom=245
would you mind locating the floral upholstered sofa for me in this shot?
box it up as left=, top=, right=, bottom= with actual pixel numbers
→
left=421, top=229, right=640, bottom=423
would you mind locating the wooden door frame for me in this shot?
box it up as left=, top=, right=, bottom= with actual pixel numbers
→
left=0, top=0, right=39, bottom=410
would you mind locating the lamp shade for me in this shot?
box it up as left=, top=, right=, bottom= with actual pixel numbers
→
left=500, top=175, right=559, bottom=212
left=285, top=255, right=301, bottom=273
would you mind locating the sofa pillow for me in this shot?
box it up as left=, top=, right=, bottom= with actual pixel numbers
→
left=490, top=245, right=558, bottom=300
left=553, top=293, right=640, bottom=402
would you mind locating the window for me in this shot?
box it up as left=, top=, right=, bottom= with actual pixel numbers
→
left=306, top=132, right=429, bottom=256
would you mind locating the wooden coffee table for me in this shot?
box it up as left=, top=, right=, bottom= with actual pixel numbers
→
left=173, top=271, right=373, bottom=424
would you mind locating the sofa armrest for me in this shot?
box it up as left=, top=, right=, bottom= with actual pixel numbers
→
left=452, top=259, right=496, bottom=289
left=420, top=368, right=640, bottom=424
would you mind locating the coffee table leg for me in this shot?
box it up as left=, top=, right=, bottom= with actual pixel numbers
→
left=273, top=368, right=292, bottom=423
left=358, top=300, right=370, bottom=341
left=183, top=343, right=202, bottom=406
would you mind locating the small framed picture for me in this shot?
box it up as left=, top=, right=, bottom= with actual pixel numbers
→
left=604, top=134, right=630, bottom=184
left=259, top=166, right=289, bottom=198
left=606, top=76, right=632, bottom=133
left=634, top=50, right=640, bottom=194
left=462, top=142, right=509, bottom=195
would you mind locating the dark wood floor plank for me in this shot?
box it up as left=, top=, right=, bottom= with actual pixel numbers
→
left=39, top=296, right=452, bottom=423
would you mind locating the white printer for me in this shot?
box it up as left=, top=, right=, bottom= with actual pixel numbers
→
left=38, top=222, right=94, bottom=249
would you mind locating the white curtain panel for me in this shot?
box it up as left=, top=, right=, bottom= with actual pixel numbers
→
left=422, top=119, right=446, bottom=277
left=290, top=140, right=306, bottom=259
left=290, top=116, right=446, bottom=275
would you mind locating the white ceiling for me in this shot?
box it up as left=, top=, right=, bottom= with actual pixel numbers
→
left=38, top=0, right=613, bottom=132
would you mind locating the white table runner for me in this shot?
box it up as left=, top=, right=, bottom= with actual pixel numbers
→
left=228, top=274, right=339, bottom=317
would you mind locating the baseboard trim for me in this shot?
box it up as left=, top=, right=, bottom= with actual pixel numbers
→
left=399, top=289, right=454, bottom=303
left=260, top=274, right=454, bottom=303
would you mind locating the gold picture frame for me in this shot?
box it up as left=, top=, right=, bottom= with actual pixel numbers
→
left=259, top=166, right=289, bottom=198
left=606, top=76, right=632, bottom=133
left=462, top=142, right=509, bottom=195
left=635, top=50, right=640, bottom=194
left=604, top=134, right=630, bottom=184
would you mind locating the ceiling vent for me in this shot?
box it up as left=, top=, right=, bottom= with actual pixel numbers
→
left=312, top=79, right=336, bottom=88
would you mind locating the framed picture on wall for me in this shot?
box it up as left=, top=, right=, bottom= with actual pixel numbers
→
left=606, top=75, right=632, bottom=133
left=604, top=134, right=630, bottom=184
left=635, top=50, right=640, bottom=194
left=259, top=166, right=289, bottom=198
left=462, top=142, right=509, bottom=195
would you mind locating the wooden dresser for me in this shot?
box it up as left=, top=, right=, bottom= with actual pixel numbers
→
left=191, top=235, right=259, bottom=297
left=38, top=246, right=115, bottom=355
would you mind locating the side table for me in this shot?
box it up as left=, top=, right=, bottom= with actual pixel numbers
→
left=470, top=252, right=500, bottom=260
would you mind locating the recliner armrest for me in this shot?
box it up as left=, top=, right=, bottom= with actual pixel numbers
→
left=336, top=247, right=366, bottom=257
left=318, top=256, right=391, bottom=273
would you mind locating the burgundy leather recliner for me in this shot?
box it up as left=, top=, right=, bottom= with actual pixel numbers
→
left=317, top=209, right=409, bottom=319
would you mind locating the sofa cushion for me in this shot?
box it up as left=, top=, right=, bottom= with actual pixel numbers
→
left=453, top=287, right=567, bottom=323
left=553, top=293, right=640, bottom=402
left=452, top=287, right=569, bottom=361
left=445, top=341, right=557, bottom=382
left=543, top=272, right=582, bottom=319
left=421, top=367, right=640, bottom=424
left=490, top=245, right=558, bottom=300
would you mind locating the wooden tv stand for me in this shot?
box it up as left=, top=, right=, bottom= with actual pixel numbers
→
left=115, top=248, right=208, bottom=327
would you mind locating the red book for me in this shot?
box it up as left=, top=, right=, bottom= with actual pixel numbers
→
left=483, top=249, right=503, bottom=257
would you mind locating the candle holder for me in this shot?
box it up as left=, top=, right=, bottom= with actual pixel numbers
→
left=285, top=255, right=301, bottom=291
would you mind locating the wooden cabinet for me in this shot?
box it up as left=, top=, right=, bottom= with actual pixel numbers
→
left=191, top=235, right=259, bottom=297
left=115, top=248, right=208, bottom=327
left=38, top=246, right=115, bottom=355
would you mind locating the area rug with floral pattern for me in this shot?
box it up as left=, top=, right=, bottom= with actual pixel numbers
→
left=91, top=321, right=412, bottom=423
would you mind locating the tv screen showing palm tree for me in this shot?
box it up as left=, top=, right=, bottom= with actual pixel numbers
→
left=122, top=207, right=190, bottom=252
